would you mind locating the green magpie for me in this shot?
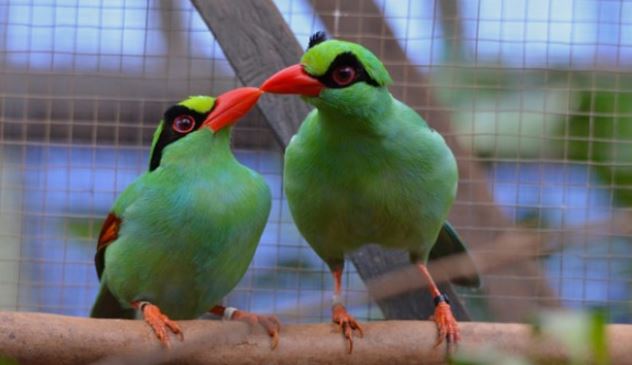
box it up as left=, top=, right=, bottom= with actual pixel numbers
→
left=90, top=88, right=281, bottom=348
left=261, top=32, right=479, bottom=351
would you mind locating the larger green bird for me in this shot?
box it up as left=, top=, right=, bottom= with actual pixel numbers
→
left=261, top=33, right=479, bottom=351
left=90, top=88, right=280, bottom=347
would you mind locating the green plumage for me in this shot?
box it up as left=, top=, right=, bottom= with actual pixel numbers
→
left=91, top=97, right=271, bottom=320
left=285, top=40, right=479, bottom=287
left=303, top=40, right=393, bottom=86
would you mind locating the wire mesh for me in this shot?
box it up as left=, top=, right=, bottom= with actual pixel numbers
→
left=0, top=0, right=631, bottom=328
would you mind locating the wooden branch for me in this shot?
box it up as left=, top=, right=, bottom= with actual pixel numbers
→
left=366, top=230, right=559, bottom=303
left=308, top=0, right=561, bottom=321
left=190, top=0, right=471, bottom=321
left=1, top=312, right=631, bottom=365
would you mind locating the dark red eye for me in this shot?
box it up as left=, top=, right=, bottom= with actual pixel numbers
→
left=172, top=115, right=195, bottom=134
left=332, top=66, right=356, bottom=86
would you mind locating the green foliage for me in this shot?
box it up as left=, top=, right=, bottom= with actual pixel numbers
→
left=450, top=347, right=531, bottom=365
left=432, top=67, right=571, bottom=159
left=566, top=90, right=632, bottom=205
left=0, top=355, right=19, bottom=365
left=590, top=311, right=609, bottom=365
left=452, top=309, right=609, bottom=365
left=66, top=217, right=97, bottom=241
left=532, top=309, right=609, bottom=365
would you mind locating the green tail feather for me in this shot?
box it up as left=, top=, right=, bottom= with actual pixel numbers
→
left=90, top=283, right=135, bottom=319
left=429, top=221, right=481, bottom=288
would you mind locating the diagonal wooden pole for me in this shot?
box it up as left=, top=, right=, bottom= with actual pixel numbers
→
left=190, top=0, right=470, bottom=321
left=190, top=0, right=307, bottom=147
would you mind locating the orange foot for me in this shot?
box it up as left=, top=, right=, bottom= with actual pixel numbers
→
left=139, top=302, right=184, bottom=347
left=332, top=303, right=364, bottom=354
left=232, top=310, right=282, bottom=350
left=431, top=301, right=460, bottom=346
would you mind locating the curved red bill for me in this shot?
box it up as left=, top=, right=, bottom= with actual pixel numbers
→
left=260, top=64, right=324, bottom=97
left=203, top=87, right=263, bottom=132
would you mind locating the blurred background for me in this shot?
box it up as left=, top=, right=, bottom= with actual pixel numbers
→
left=0, top=0, right=630, bottom=325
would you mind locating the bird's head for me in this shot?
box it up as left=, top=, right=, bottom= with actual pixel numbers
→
left=149, top=87, right=262, bottom=171
left=261, top=32, right=392, bottom=117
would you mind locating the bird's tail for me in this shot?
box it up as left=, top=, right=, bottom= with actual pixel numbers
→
left=429, top=221, right=481, bottom=288
left=90, top=283, right=135, bottom=319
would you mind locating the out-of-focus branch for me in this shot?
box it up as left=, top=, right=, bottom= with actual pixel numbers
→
left=367, top=209, right=632, bottom=304
left=1, top=312, right=631, bottom=365
left=272, top=209, right=632, bottom=318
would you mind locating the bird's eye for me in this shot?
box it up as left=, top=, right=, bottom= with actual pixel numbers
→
left=172, top=115, right=196, bottom=134
left=332, top=66, right=356, bottom=86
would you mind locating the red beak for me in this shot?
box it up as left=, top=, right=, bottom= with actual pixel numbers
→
left=203, top=87, right=263, bottom=132
left=260, top=64, right=324, bottom=97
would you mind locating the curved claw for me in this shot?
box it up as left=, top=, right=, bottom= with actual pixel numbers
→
left=432, top=302, right=460, bottom=347
left=141, top=303, right=184, bottom=347
left=232, top=310, right=282, bottom=350
left=332, top=304, right=364, bottom=354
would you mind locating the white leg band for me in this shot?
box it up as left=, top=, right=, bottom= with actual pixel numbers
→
left=224, top=306, right=238, bottom=320
left=136, top=301, right=151, bottom=311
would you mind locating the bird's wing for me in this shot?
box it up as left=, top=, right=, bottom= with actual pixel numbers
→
left=90, top=277, right=135, bottom=319
left=95, top=212, right=122, bottom=280
left=94, top=176, right=146, bottom=280
left=91, top=175, right=152, bottom=319
left=429, top=221, right=481, bottom=288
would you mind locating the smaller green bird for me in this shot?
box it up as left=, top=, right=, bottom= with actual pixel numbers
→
left=261, top=32, right=479, bottom=351
left=90, top=87, right=280, bottom=348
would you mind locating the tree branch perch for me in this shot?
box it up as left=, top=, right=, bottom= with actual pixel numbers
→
left=1, top=312, right=631, bottom=365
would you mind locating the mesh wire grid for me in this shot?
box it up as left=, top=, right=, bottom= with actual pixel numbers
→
left=0, top=0, right=631, bottom=325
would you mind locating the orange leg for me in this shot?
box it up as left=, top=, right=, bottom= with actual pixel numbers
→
left=331, top=266, right=364, bottom=354
left=210, top=305, right=281, bottom=350
left=132, top=301, right=183, bottom=347
left=417, top=264, right=460, bottom=345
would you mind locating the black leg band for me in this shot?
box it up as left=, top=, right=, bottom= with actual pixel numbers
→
left=433, top=293, right=450, bottom=306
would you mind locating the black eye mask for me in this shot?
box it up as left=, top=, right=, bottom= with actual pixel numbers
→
left=149, top=105, right=208, bottom=171
left=314, top=52, right=380, bottom=89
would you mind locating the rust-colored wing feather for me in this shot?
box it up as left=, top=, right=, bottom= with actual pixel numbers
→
left=95, top=212, right=122, bottom=280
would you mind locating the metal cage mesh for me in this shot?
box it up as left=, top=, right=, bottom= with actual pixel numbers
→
left=0, top=0, right=631, bottom=325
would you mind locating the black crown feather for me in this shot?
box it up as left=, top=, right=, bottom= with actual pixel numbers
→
left=307, top=31, right=327, bottom=50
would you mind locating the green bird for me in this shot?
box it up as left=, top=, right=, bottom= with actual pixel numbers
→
left=90, top=88, right=280, bottom=347
left=261, top=32, right=479, bottom=351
